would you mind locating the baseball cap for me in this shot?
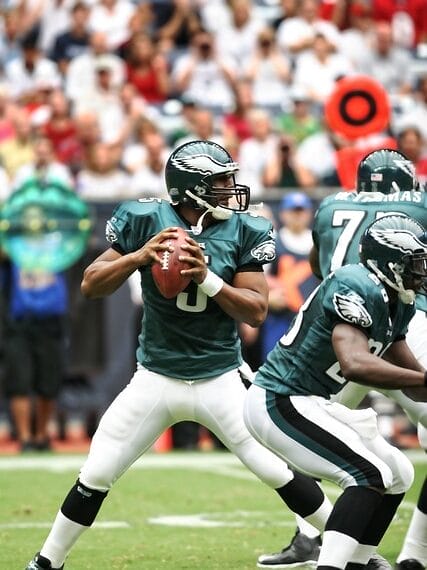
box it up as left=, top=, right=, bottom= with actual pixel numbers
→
left=280, top=191, right=312, bottom=210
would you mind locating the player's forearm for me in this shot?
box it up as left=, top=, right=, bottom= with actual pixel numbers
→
left=214, top=283, right=268, bottom=327
left=81, top=253, right=141, bottom=298
left=341, top=352, right=426, bottom=389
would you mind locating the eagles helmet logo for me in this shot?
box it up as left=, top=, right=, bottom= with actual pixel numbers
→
left=333, top=292, right=373, bottom=327
left=171, top=154, right=238, bottom=176
left=370, top=229, right=425, bottom=254
left=251, top=240, right=276, bottom=262
left=105, top=220, right=118, bottom=243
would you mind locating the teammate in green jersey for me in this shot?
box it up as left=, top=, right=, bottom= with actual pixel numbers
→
left=259, top=149, right=427, bottom=570
left=313, top=149, right=427, bottom=570
left=244, top=214, right=427, bottom=570
left=25, top=141, right=334, bottom=570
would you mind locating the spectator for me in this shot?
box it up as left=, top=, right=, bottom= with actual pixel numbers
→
left=276, top=0, right=340, bottom=63
left=393, top=75, right=427, bottom=142
left=261, top=191, right=318, bottom=359
left=339, top=1, right=375, bottom=71
left=293, top=124, right=346, bottom=189
left=0, top=8, right=23, bottom=68
left=0, top=83, right=17, bottom=144
left=276, top=85, right=322, bottom=145
left=87, top=0, right=135, bottom=52
left=222, top=79, right=254, bottom=153
left=0, top=108, right=35, bottom=179
left=124, top=33, right=170, bottom=104
left=65, top=31, right=125, bottom=104
left=358, top=20, right=414, bottom=95
left=243, top=26, right=291, bottom=110
left=122, top=115, right=161, bottom=174
left=75, top=141, right=132, bottom=202
left=65, top=111, right=101, bottom=174
left=1, top=255, right=69, bottom=452
left=4, top=30, right=62, bottom=103
left=263, top=135, right=302, bottom=189
left=293, top=31, right=354, bottom=105
left=73, top=56, right=127, bottom=146
left=371, top=0, right=427, bottom=49
left=41, top=89, right=77, bottom=165
left=156, top=0, right=202, bottom=53
left=37, top=0, right=75, bottom=55
left=129, top=131, right=170, bottom=199
left=174, top=107, right=226, bottom=149
left=272, top=0, right=299, bottom=30
left=397, top=126, right=427, bottom=188
left=50, top=1, right=90, bottom=76
left=237, top=108, right=279, bottom=199
left=216, top=0, right=265, bottom=66
left=13, top=134, right=72, bottom=189
left=172, top=29, right=237, bottom=112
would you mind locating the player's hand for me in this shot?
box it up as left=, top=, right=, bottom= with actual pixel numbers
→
left=178, top=236, right=208, bottom=284
left=134, top=227, right=179, bottom=266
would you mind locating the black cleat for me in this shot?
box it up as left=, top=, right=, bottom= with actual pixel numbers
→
left=395, top=560, right=425, bottom=570
left=25, top=553, right=64, bottom=570
left=257, top=530, right=321, bottom=568
left=366, top=554, right=392, bottom=570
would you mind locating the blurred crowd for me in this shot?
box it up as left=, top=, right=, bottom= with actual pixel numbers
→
left=0, top=0, right=427, bottom=452
left=0, top=0, right=425, bottom=204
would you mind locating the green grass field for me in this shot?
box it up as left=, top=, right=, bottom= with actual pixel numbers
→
left=0, top=450, right=425, bottom=569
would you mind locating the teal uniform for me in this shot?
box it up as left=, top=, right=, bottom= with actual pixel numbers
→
left=312, top=190, right=427, bottom=312
left=254, top=264, right=415, bottom=398
left=106, top=198, right=275, bottom=380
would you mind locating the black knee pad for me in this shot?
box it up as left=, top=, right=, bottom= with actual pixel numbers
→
left=61, top=479, right=108, bottom=526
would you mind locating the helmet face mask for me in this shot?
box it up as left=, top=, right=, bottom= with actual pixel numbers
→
left=166, top=140, right=250, bottom=217
left=357, top=149, right=419, bottom=194
left=359, top=215, right=427, bottom=303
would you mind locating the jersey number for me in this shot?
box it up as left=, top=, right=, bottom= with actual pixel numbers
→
left=330, top=210, right=402, bottom=272
left=176, top=282, right=208, bottom=313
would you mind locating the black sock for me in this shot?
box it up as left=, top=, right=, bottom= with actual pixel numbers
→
left=417, top=477, right=427, bottom=514
left=359, top=493, right=404, bottom=546
left=326, top=487, right=383, bottom=540
left=61, top=479, right=108, bottom=526
left=276, top=471, right=325, bottom=517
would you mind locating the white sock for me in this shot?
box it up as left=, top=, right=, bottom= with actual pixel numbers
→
left=296, top=514, right=322, bottom=539
left=40, top=511, right=88, bottom=568
left=318, top=530, right=359, bottom=569
left=302, top=496, right=332, bottom=537
left=348, top=543, right=376, bottom=565
left=396, top=507, right=427, bottom=565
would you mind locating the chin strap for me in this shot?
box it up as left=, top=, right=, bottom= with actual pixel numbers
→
left=366, top=260, right=415, bottom=304
left=186, top=190, right=233, bottom=235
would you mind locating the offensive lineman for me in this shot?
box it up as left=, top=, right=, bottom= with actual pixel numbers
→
left=259, top=149, right=427, bottom=570
left=244, top=214, right=427, bottom=570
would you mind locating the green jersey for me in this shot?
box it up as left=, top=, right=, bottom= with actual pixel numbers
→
left=254, top=264, right=415, bottom=398
left=106, top=198, right=275, bottom=380
left=312, top=190, right=427, bottom=312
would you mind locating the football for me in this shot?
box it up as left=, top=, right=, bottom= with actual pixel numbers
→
left=151, top=226, right=192, bottom=299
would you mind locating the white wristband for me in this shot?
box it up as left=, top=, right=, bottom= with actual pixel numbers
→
left=198, top=269, right=224, bottom=297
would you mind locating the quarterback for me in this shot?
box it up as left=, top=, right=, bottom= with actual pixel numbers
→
left=244, top=214, right=427, bottom=570
left=25, top=141, right=333, bottom=569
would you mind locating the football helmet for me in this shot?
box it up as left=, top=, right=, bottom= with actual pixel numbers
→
left=359, top=214, right=427, bottom=303
left=357, top=149, right=419, bottom=194
left=165, top=140, right=250, bottom=220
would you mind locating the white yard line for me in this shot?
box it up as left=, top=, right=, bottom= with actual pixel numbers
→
left=0, top=450, right=425, bottom=472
